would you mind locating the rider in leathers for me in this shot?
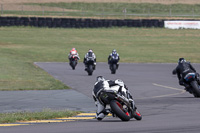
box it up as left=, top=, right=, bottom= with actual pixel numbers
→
left=92, top=76, right=137, bottom=121
left=173, top=58, right=200, bottom=92
left=83, top=49, right=96, bottom=70
left=108, top=49, right=120, bottom=68
left=68, top=48, right=80, bottom=62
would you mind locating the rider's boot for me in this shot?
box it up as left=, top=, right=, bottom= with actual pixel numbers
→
left=84, top=64, right=87, bottom=71
left=96, top=109, right=110, bottom=121
left=117, top=63, right=119, bottom=69
left=93, top=62, right=96, bottom=70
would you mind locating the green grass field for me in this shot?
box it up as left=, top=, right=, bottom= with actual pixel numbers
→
left=2, top=2, right=200, bottom=19
left=28, top=3, right=200, bottom=18
left=0, top=27, right=200, bottom=91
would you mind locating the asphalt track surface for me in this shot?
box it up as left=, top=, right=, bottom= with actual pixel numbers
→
left=1, top=62, right=200, bottom=133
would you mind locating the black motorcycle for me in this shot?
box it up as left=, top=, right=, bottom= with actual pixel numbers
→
left=98, top=87, right=142, bottom=121
left=109, top=55, right=119, bottom=74
left=69, top=55, right=78, bottom=70
left=85, top=57, right=95, bottom=76
left=183, top=73, right=200, bottom=97
left=173, top=69, right=200, bottom=97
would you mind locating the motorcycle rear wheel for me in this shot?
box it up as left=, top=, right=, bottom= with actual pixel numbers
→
left=110, top=100, right=131, bottom=121
left=190, top=81, right=200, bottom=97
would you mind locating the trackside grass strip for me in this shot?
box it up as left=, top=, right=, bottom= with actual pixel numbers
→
left=0, top=109, right=80, bottom=124
left=0, top=27, right=200, bottom=91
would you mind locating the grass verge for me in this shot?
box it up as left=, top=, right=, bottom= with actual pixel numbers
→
left=0, top=109, right=81, bottom=124
left=25, top=2, right=200, bottom=19
left=1, top=2, right=200, bottom=19
left=1, top=27, right=200, bottom=91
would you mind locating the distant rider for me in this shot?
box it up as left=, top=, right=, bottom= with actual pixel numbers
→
left=173, top=58, right=200, bottom=92
left=92, top=76, right=137, bottom=121
left=108, top=49, right=120, bottom=69
left=83, top=49, right=96, bottom=70
left=68, top=48, right=80, bottom=62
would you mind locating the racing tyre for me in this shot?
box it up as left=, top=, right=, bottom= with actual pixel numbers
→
left=132, top=110, right=142, bottom=120
left=87, top=65, right=93, bottom=76
left=71, top=61, right=76, bottom=70
left=110, top=100, right=131, bottom=121
left=190, top=81, right=200, bottom=98
left=111, top=64, right=116, bottom=74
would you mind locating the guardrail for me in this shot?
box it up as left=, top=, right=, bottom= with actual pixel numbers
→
left=0, top=17, right=165, bottom=28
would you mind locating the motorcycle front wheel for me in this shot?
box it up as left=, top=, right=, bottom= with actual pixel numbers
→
left=110, top=100, right=131, bottom=121
left=87, top=65, right=93, bottom=76
left=111, top=64, right=116, bottom=74
left=71, top=61, right=77, bottom=70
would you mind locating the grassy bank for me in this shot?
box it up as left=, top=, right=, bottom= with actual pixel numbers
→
left=1, top=2, right=200, bottom=19
left=35, top=2, right=200, bottom=13
left=27, top=2, right=200, bottom=18
left=0, top=109, right=80, bottom=124
left=0, top=27, right=200, bottom=91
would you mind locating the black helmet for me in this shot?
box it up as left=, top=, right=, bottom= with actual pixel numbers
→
left=96, top=76, right=105, bottom=82
left=178, top=58, right=186, bottom=63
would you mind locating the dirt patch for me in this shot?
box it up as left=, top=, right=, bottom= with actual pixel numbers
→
left=0, top=0, right=200, bottom=4
left=1, top=4, right=78, bottom=12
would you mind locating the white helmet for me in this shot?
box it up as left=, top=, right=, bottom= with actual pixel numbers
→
left=112, top=49, right=117, bottom=54
left=115, top=79, right=124, bottom=87
left=96, top=76, right=105, bottom=82
left=88, top=49, right=93, bottom=53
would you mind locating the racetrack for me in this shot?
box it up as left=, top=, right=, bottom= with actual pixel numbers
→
left=1, top=62, right=200, bottom=133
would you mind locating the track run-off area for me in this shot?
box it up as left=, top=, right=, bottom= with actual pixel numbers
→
left=1, top=62, right=200, bottom=133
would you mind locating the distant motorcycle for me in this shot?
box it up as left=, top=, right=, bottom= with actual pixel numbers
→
left=109, top=55, right=119, bottom=74
left=183, top=73, right=200, bottom=97
left=85, top=57, right=95, bottom=76
left=173, top=70, right=200, bottom=97
left=69, top=55, right=78, bottom=70
left=97, top=86, right=142, bottom=121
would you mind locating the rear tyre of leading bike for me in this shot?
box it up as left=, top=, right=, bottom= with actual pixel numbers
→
left=110, top=100, right=131, bottom=121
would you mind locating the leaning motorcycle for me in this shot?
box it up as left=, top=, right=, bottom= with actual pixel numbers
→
left=97, top=86, right=142, bottom=121
left=183, top=73, right=200, bottom=97
left=69, top=55, right=78, bottom=70
left=85, top=57, right=95, bottom=76
left=109, top=55, right=119, bottom=74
